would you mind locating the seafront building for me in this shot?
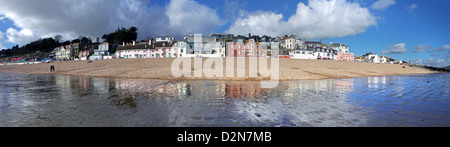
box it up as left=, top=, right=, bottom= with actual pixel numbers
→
left=153, top=38, right=178, bottom=58
left=289, top=45, right=316, bottom=59
left=117, top=40, right=152, bottom=58
left=181, top=34, right=225, bottom=58
left=90, top=42, right=112, bottom=60
left=226, top=38, right=266, bottom=57
left=54, top=45, right=72, bottom=60
left=24, top=32, right=391, bottom=64
left=330, top=42, right=354, bottom=62
left=116, top=36, right=179, bottom=59
left=363, top=52, right=381, bottom=63
left=281, top=34, right=303, bottom=50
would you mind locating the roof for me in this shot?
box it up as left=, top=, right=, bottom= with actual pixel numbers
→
left=293, top=46, right=314, bottom=51
left=154, top=41, right=176, bottom=48
left=287, top=34, right=301, bottom=40
left=156, top=36, right=173, bottom=38
left=331, top=43, right=348, bottom=47
left=117, top=44, right=154, bottom=50
left=304, top=41, right=322, bottom=44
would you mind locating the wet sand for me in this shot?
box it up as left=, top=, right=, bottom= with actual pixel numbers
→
left=0, top=58, right=433, bottom=81
left=1, top=73, right=448, bottom=127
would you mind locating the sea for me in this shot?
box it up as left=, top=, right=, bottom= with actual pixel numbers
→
left=0, top=72, right=448, bottom=127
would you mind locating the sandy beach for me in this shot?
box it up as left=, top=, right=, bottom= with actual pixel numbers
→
left=0, top=58, right=434, bottom=81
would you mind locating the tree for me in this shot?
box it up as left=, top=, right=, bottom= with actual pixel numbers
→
left=54, top=34, right=63, bottom=42
left=101, top=26, right=138, bottom=45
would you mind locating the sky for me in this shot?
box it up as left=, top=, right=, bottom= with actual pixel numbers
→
left=0, top=0, right=449, bottom=67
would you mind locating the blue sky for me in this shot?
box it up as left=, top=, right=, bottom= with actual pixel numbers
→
left=0, top=0, right=449, bottom=67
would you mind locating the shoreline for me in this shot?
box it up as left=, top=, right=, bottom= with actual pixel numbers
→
left=0, top=58, right=435, bottom=81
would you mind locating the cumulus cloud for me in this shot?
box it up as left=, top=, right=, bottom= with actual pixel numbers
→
left=166, top=0, right=225, bottom=38
left=429, top=44, right=450, bottom=53
left=0, top=0, right=224, bottom=46
left=412, top=58, right=449, bottom=68
left=381, top=43, right=408, bottom=54
left=371, top=0, right=396, bottom=11
left=428, top=44, right=450, bottom=62
left=413, top=44, right=432, bottom=53
left=5, top=28, right=35, bottom=45
left=0, top=31, right=5, bottom=49
left=226, top=0, right=377, bottom=39
left=226, top=11, right=285, bottom=37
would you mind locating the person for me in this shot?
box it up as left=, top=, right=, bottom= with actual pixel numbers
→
left=50, top=65, right=55, bottom=72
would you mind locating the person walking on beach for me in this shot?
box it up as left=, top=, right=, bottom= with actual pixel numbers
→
left=50, top=65, right=55, bottom=72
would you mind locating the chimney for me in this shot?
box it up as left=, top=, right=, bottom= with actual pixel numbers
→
left=149, top=39, right=152, bottom=45
left=122, top=41, right=125, bottom=46
left=133, top=40, right=135, bottom=46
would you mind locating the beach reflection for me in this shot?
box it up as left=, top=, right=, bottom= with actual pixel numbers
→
left=1, top=73, right=448, bottom=127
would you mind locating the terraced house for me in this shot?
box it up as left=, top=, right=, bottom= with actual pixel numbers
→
left=226, top=38, right=266, bottom=57
left=180, top=34, right=225, bottom=58
left=116, top=36, right=178, bottom=59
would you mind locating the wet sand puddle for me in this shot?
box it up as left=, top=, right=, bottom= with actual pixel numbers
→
left=0, top=73, right=448, bottom=126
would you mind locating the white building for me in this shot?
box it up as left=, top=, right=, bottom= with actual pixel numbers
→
left=90, top=42, right=111, bottom=60
left=282, top=34, right=303, bottom=50
left=156, top=36, right=174, bottom=43
left=330, top=42, right=349, bottom=54
left=182, top=34, right=225, bottom=58
left=289, top=46, right=317, bottom=59
left=363, top=52, right=380, bottom=63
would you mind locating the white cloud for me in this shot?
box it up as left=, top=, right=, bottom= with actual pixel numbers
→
left=0, top=0, right=224, bottom=46
left=429, top=44, right=450, bottom=53
left=381, top=43, right=408, bottom=54
left=412, top=58, right=449, bottom=68
left=371, top=0, right=396, bottom=11
left=5, top=28, right=35, bottom=45
left=407, top=4, right=418, bottom=13
left=226, top=0, right=377, bottom=39
left=413, top=44, right=431, bottom=53
left=166, top=0, right=225, bottom=38
left=428, top=44, right=450, bottom=62
left=226, top=11, right=285, bottom=37
left=0, top=31, right=5, bottom=49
